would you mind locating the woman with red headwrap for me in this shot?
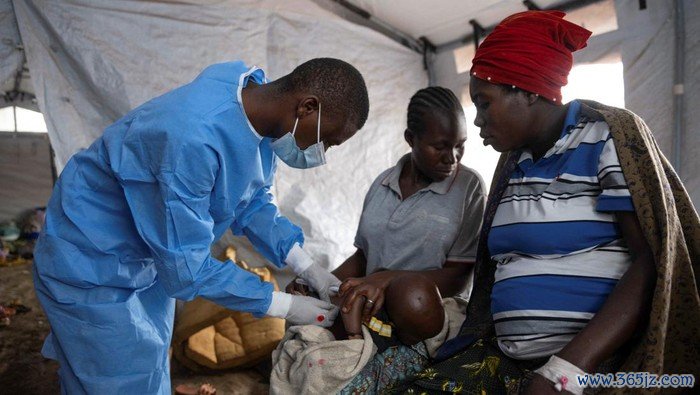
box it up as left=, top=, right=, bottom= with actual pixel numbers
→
left=397, top=10, right=700, bottom=394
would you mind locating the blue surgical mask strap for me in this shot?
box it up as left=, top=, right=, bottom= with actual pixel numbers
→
left=291, top=116, right=300, bottom=136
left=317, top=103, right=321, bottom=144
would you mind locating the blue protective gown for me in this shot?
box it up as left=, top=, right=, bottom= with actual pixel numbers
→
left=33, top=62, right=303, bottom=394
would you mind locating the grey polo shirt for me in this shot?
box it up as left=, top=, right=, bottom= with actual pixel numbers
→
left=354, top=154, right=486, bottom=274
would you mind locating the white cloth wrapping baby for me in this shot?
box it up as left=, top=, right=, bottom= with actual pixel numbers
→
left=270, top=296, right=468, bottom=394
left=271, top=325, right=377, bottom=395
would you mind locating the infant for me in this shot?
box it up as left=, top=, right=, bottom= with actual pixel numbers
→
left=327, top=273, right=445, bottom=351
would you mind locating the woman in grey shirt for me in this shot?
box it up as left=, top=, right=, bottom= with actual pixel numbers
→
left=289, top=87, right=486, bottom=392
left=336, top=87, right=486, bottom=319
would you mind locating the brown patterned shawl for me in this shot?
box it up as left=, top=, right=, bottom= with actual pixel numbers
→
left=456, top=100, right=700, bottom=393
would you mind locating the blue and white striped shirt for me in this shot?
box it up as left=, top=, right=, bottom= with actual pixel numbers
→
left=488, top=100, right=635, bottom=359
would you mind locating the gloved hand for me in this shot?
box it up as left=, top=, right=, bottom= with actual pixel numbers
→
left=284, top=244, right=340, bottom=302
left=266, top=291, right=338, bottom=327
left=298, top=262, right=342, bottom=302
left=286, top=293, right=339, bottom=328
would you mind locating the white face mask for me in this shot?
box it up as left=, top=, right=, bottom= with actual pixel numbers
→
left=270, top=103, right=326, bottom=169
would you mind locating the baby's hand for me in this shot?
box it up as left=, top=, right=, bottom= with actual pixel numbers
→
left=285, top=276, right=312, bottom=296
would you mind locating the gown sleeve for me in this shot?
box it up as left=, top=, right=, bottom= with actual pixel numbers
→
left=229, top=165, right=304, bottom=268
left=118, top=117, right=274, bottom=316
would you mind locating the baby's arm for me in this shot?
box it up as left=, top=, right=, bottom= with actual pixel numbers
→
left=341, top=294, right=365, bottom=339
left=329, top=293, right=365, bottom=340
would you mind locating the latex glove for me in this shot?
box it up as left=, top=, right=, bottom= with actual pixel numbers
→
left=266, top=291, right=338, bottom=327
left=287, top=293, right=339, bottom=327
left=298, top=262, right=341, bottom=302
left=285, top=244, right=340, bottom=302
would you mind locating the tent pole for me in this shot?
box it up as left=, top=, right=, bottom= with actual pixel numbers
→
left=469, top=20, right=485, bottom=49
left=420, top=37, right=436, bottom=86
left=328, top=0, right=424, bottom=54
left=672, top=0, right=685, bottom=176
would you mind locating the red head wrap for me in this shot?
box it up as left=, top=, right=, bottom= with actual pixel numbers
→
left=470, top=10, right=592, bottom=104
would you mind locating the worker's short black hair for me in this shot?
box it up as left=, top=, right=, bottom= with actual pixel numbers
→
left=278, top=58, right=369, bottom=130
left=407, top=86, right=464, bottom=136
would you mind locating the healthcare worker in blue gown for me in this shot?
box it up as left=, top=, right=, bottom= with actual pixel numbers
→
left=33, top=58, right=370, bottom=394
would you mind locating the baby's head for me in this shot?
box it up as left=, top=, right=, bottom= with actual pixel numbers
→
left=385, top=273, right=445, bottom=345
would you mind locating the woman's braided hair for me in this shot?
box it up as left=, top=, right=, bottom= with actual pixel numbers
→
left=406, top=87, right=464, bottom=136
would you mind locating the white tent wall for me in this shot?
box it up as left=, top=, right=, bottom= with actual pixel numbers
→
left=9, top=0, right=426, bottom=270
left=615, top=0, right=699, bottom=205
left=0, top=133, right=53, bottom=222
left=433, top=46, right=472, bottom=106
left=0, top=0, right=21, bottom=87
left=0, top=0, right=50, bottom=224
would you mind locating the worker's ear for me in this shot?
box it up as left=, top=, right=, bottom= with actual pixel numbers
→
left=296, top=96, right=319, bottom=119
left=404, top=129, right=415, bottom=148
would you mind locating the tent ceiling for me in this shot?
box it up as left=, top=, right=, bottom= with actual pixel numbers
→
left=4, top=0, right=604, bottom=101
left=344, top=0, right=593, bottom=48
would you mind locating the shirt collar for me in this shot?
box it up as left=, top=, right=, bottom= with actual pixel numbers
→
left=517, top=99, right=582, bottom=168
left=381, top=153, right=458, bottom=197
left=560, top=100, right=582, bottom=138
left=237, top=66, right=267, bottom=142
